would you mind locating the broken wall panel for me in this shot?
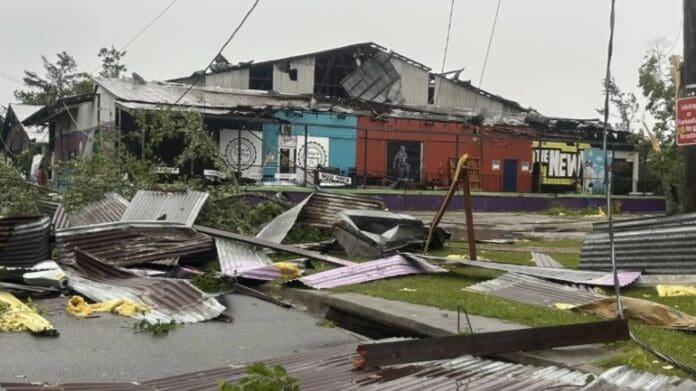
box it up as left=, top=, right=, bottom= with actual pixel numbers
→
left=580, top=225, right=696, bottom=274
left=255, top=194, right=313, bottom=243
left=55, top=221, right=214, bottom=267
left=466, top=272, right=605, bottom=307
left=288, top=254, right=447, bottom=289
left=296, top=191, right=385, bottom=228
left=120, top=190, right=209, bottom=226
left=341, top=51, right=405, bottom=104
left=69, top=250, right=225, bottom=323
left=0, top=216, right=50, bottom=267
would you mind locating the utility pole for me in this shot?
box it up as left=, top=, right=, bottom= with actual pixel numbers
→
left=682, top=0, right=696, bottom=211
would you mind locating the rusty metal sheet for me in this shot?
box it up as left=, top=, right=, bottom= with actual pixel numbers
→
left=6, top=342, right=659, bottom=391
left=422, top=255, right=641, bottom=287
left=68, top=193, right=129, bottom=227
left=120, top=190, right=209, bottom=226
left=68, top=250, right=225, bottom=323
left=37, top=199, right=69, bottom=229
left=0, top=216, right=50, bottom=267
left=466, top=272, right=605, bottom=307
left=288, top=254, right=447, bottom=289
left=297, top=191, right=385, bottom=228
left=55, top=221, right=214, bottom=267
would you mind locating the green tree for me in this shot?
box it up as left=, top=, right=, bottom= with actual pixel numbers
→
left=98, top=46, right=127, bottom=78
left=13, top=51, right=91, bottom=105
left=637, top=40, right=684, bottom=212
left=0, top=158, right=40, bottom=216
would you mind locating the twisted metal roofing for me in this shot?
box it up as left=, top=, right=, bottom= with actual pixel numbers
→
left=120, top=190, right=209, bottom=226
left=0, top=216, right=50, bottom=267
left=466, top=272, right=605, bottom=307
left=289, top=254, right=447, bottom=289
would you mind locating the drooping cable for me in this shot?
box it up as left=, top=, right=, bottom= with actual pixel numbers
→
left=173, top=0, right=261, bottom=105
left=601, top=0, right=623, bottom=319
left=89, top=0, right=179, bottom=74
left=471, top=0, right=503, bottom=111
left=440, top=0, right=456, bottom=73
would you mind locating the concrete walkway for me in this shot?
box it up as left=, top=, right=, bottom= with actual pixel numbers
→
left=262, top=286, right=616, bottom=374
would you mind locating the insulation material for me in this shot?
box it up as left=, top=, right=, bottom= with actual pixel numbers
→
left=65, top=295, right=151, bottom=318
left=219, top=129, right=263, bottom=180
left=572, top=296, right=696, bottom=328
left=656, top=285, right=696, bottom=297
left=0, top=290, right=57, bottom=336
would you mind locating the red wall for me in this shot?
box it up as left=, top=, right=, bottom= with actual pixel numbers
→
left=355, top=117, right=532, bottom=192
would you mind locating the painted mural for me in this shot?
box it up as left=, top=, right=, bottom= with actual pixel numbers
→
left=386, top=140, right=422, bottom=181
left=219, top=129, right=263, bottom=180
left=532, top=141, right=609, bottom=193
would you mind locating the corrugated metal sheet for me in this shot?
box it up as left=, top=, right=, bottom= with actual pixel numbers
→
left=68, top=250, right=225, bottom=323
left=289, top=254, right=447, bottom=289
left=256, top=193, right=313, bottom=243
left=37, top=194, right=128, bottom=229
left=584, top=365, right=696, bottom=390
left=297, top=191, right=385, bottom=228
left=424, top=255, right=641, bottom=287
left=67, top=193, right=129, bottom=227
left=214, top=237, right=279, bottom=281
left=579, top=225, right=696, bottom=274
left=120, top=190, right=209, bottom=226
left=55, top=221, right=214, bottom=267
left=0, top=216, right=50, bottom=267
left=12, top=343, right=681, bottom=390
left=341, top=51, right=405, bottom=104
left=466, top=272, right=605, bottom=307
left=593, top=213, right=696, bottom=233
left=532, top=252, right=565, bottom=268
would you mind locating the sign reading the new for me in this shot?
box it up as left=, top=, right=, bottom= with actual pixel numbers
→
left=676, top=96, right=696, bottom=146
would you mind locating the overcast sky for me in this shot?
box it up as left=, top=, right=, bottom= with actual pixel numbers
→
left=0, top=0, right=683, bottom=119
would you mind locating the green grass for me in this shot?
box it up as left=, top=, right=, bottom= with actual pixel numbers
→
left=332, top=240, right=696, bottom=379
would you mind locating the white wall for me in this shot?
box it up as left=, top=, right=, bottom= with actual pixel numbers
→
left=389, top=58, right=429, bottom=106
left=432, top=76, right=505, bottom=112
left=204, top=69, right=250, bottom=89
left=272, top=57, right=314, bottom=94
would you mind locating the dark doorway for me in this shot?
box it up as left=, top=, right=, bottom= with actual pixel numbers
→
left=503, top=159, right=518, bottom=192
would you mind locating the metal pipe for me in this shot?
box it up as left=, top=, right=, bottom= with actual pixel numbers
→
left=303, top=125, right=308, bottom=187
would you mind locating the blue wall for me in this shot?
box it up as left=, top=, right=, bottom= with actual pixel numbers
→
left=261, top=111, right=357, bottom=181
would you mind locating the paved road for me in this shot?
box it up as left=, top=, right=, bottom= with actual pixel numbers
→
left=0, top=294, right=364, bottom=384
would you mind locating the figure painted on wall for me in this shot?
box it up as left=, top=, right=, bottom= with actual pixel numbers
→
left=393, top=145, right=411, bottom=179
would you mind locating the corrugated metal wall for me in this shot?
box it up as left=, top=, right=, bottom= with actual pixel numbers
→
left=389, top=58, right=429, bottom=106
left=432, top=75, right=505, bottom=112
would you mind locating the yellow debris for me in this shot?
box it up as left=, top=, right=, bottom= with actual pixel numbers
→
left=554, top=303, right=576, bottom=310
left=656, top=285, right=696, bottom=297
left=274, top=262, right=302, bottom=279
left=0, top=290, right=56, bottom=335
left=66, top=295, right=150, bottom=318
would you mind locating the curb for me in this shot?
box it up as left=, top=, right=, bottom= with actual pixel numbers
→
left=260, top=285, right=609, bottom=374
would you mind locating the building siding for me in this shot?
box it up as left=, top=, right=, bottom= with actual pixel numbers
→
left=204, top=69, right=250, bottom=89
left=272, top=57, right=315, bottom=94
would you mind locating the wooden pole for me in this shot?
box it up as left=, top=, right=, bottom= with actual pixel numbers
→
left=461, top=168, right=477, bottom=260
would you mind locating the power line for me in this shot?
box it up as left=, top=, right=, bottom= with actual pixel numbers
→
left=173, top=0, right=261, bottom=104
left=89, top=0, right=179, bottom=74
left=471, top=0, right=503, bottom=111
left=440, top=0, right=456, bottom=73
left=0, top=71, right=23, bottom=85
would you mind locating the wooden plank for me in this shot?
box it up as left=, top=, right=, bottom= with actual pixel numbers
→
left=194, top=225, right=356, bottom=267
left=354, top=320, right=629, bottom=368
